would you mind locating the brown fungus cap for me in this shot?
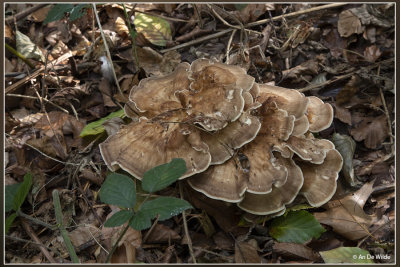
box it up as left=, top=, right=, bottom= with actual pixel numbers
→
left=299, top=148, right=343, bottom=207
left=187, top=156, right=248, bottom=203
left=257, top=84, right=309, bottom=119
left=200, top=111, right=261, bottom=165
left=291, top=115, right=310, bottom=136
left=182, top=59, right=254, bottom=131
left=306, top=96, right=334, bottom=132
left=128, top=62, right=190, bottom=116
left=238, top=154, right=303, bottom=215
left=99, top=112, right=211, bottom=179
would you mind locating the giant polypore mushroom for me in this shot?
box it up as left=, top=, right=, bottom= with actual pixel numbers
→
left=99, top=58, right=343, bottom=215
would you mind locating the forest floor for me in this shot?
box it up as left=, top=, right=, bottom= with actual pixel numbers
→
left=4, top=3, right=395, bottom=264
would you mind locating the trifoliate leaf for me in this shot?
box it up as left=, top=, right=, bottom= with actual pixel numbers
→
left=142, top=158, right=186, bottom=193
left=99, top=173, right=136, bottom=208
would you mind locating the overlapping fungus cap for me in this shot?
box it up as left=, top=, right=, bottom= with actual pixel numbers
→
left=188, top=81, right=342, bottom=215
left=100, top=59, right=343, bottom=215
left=100, top=58, right=260, bottom=179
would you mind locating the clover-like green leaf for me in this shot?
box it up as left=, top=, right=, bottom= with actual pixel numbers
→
left=99, top=173, right=136, bottom=208
left=104, top=210, right=133, bottom=227
left=142, top=158, right=186, bottom=193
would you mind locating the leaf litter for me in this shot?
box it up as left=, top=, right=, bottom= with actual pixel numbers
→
left=4, top=3, right=394, bottom=264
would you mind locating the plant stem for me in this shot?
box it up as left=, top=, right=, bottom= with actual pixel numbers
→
left=122, top=3, right=140, bottom=69
left=52, top=189, right=80, bottom=263
left=106, top=214, right=135, bottom=263
left=5, top=43, right=35, bottom=69
left=91, top=3, right=127, bottom=102
left=16, top=210, right=57, bottom=230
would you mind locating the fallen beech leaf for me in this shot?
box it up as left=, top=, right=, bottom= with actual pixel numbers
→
left=115, top=16, right=129, bottom=39
left=314, top=181, right=374, bottom=240
left=235, top=241, right=261, bottom=263
left=364, top=45, right=382, bottom=62
left=134, top=13, right=171, bottom=46
left=320, top=247, right=374, bottom=263
left=336, top=75, right=361, bottom=106
left=349, top=115, right=389, bottom=149
left=273, top=242, right=320, bottom=261
left=16, top=30, right=45, bottom=62
left=145, top=223, right=180, bottom=243
left=80, top=109, right=125, bottom=137
left=338, top=9, right=364, bottom=37
left=332, top=103, right=352, bottom=125
left=269, top=210, right=325, bottom=244
left=332, top=133, right=360, bottom=187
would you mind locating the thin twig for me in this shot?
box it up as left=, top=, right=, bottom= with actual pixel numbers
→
left=161, top=3, right=347, bottom=53
left=92, top=3, right=127, bottom=102
left=16, top=210, right=57, bottom=230
left=20, top=218, right=57, bottom=263
left=297, top=58, right=394, bottom=93
left=377, top=66, right=394, bottom=153
left=245, top=3, right=348, bottom=27
left=142, top=215, right=160, bottom=244
left=6, top=93, right=69, bottom=114
left=179, top=182, right=196, bottom=264
left=23, top=142, right=80, bottom=166
left=225, top=29, right=237, bottom=64
left=5, top=4, right=49, bottom=24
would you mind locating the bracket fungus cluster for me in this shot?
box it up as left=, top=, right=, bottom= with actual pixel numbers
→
left=99, top=59, right=343, bottom=216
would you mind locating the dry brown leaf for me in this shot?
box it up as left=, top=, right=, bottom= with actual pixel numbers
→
left=332, top=103, right=352, bottom=125
left=336, top=75, right=361, bottom=106
left=273, top=242, right=320, bottom=261
left=115, top=16, right=129, bottom=39
left=314, top=181, right=374, bottom=240
left=235, top=240, right=261, bottom=263
left=364, top=45, right=382, bottom=62
left=338, top=9, right=364, bottom=37
left=322, top=28, right=347, bottom=58
left=145, top=223, right=181, bottom=243
left=69, top=225, right=101, bottom=249
left=349, top=115, right=388, bottom=149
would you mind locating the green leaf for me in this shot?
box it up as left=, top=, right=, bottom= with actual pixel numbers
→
left=5, top=213, right=18, bottom=234
left=332, top=133, right=360, bottom=187
left=16, top=31, right=45, bottom=62
left=5, top=183, right=21, bottom=212
left=99, top=173, right=136, bottom=208
left=43, top=4, right=74, bottom=24
left=80, top=109, right=125, bottom=137
left=134, top=13, right=171, bottom=46
left=130, top=197, right=192, bottom=231
left=269, top=210, right=326, bottom=243
left=69, top=4, right=89, bottom=21
left=141, top=197, right=192, bottom=221
left=104, top=210, right=133, bottom=227
left=320, top=247, right=374, bottom=263
left=142, top=158, right=186, bottom=193
left=129, top=209, right=152, bottom=231
left=12, top=173, right=33, bottom=211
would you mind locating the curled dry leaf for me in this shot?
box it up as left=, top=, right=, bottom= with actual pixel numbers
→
left=338, top=9, right=364, bottom=37
left=100, top=59, right=342, bottom=215
left=349, top=115, right=389, bottom=149
left=314, top=181, right=374, bottom=240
